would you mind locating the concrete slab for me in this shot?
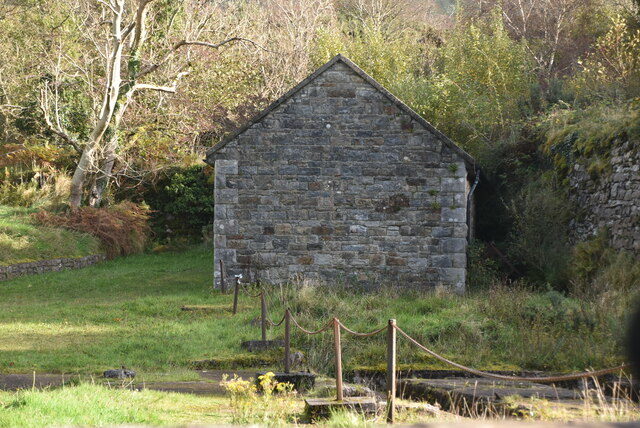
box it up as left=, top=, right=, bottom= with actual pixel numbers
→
left=399, top=377, right=583, bottom=417
left=304, top=396, right=379, bottom=420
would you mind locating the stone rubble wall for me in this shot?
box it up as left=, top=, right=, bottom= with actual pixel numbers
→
left=0, top=254, right=106, bottom=282
left=569, top=140, right=640, bottom=255
left=213, top=61, right=469, bottom=291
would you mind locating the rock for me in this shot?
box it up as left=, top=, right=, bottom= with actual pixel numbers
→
left=289, top=351, right=304, bottom=369
left=342, top=385, right=376, bottom=397
left=103, top=369, right=136, bottom=379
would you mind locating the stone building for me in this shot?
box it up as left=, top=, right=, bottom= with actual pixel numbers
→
left=205, top=55, right=478, bottom=292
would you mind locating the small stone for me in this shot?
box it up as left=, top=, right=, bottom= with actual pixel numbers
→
left=103, top=369, right=136, bottom=379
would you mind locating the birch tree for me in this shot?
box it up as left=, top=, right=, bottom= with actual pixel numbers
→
left=39, top=0, right=262, bottom=207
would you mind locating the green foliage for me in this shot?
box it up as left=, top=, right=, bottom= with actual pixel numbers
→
left=570, top=231, right=640, bottom=301
left=0, top=174, right=67, bottom=209
left=397, top=11, right=535, bottom=156
left=143, top=165, right=214, bottom=242
left=573, top=15, right=640, bottom=102
left=311, top=18, right=428, bottom=88
left=507, top=174, right=573, bottom=290
left=571, top=229, right=612, bottom=283
left=466, top=241, right=502, bottom=290
left=541, top=100, right=640, bottom=179
left=220, top=372, right=295, bottom=425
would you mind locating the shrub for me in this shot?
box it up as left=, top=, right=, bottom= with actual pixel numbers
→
left=33, top=202, right=151, bottom=259
left=570, top=230, right=640, bottom=302
left=142, top=165, right=214, bottom=243
left=0, top=170, right=71, bottom=210
left=466, top=241, right=502, bottom=290
left=397, top=10, right=535, bottom=157
left=573, top=15, right=640, bottom=102
left=507, top=174, right=573, bottom=290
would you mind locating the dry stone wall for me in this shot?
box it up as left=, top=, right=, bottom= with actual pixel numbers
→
left=569, top=140, right=640, bottom=254
left=0, top=254, right=105, bottom=281
left=213, top=61, right=469, bottom=291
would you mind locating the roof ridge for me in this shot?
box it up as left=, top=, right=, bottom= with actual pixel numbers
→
left=205, top=54, right=475, bottom=171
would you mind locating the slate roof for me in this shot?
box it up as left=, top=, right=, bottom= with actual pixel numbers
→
left=205, top=54, right=476, bottom=173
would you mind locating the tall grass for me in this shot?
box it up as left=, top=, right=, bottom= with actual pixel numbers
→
left=0, top=173, right=71, bottom=210
left=260, top=280, right=632, bottom=375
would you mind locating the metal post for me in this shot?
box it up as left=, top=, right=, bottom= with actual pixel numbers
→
left=260, top=292, right=267, bottom=341
left=386, top=319, right=397, bottom=424
left=219, top=260, right=226, bottom=293
left=284, top=309, right=291, bottom=373
left=232, top=277, right=239, bottom=315
left=334, top=318, right=344, bottom=401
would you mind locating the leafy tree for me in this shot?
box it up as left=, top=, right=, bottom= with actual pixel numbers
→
left=400, top=12, right=535, bottom=156
left=31, top=0, right=270, bottom=207
left=573, top=15, right=640, bottom=101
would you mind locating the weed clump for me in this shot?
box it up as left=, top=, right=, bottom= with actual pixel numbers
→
left=220, top=372, right=296, bottom=425
left=33, top=202, right=151, bottom=258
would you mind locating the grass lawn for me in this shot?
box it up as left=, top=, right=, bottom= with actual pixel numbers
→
left=0, top=245, right=631, bottom=378
left=0, top=382, right=310, bottom=427
left=0, top=206, right=100, bottom=266
left=0, top=247, right=261, bottom=375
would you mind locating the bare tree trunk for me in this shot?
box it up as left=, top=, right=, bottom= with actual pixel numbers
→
left=89, top=134, right=118, bottom=207
left=68, top=0, right=126, bottom=207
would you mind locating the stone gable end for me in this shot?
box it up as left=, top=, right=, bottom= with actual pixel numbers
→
left=209, top=58, right=472, bottom=291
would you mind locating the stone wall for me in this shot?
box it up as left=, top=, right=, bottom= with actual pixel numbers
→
left=212, top=60, right=470, bottom=291
left=0, top=254, right=106, bottom=281
left=569, top=140, right=640, bottom=254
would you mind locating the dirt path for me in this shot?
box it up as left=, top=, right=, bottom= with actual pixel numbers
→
left=0, top=370, right=256, bottom=395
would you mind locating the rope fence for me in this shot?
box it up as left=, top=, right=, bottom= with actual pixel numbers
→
left=220, top=264, right=631, bottom=423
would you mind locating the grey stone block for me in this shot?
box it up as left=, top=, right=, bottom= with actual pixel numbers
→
left=442, top=238, right=467, bottom=254
left=441, top=207, right=466, bottom=223
left=215, top=159, right=238, bottom=175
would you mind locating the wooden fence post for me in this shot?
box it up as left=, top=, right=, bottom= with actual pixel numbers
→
left=219, top=260, right=226, bottom=293
left=334, top=318, right=344, bottom=401
left=232, top=277, right=239, bottom=315
left=386, top=319, right=397, bottom=424
left=260, top=292, right=267, bottom=341
left=284, top=309, right=291, bottom=373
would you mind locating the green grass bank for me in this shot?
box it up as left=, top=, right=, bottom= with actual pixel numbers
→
left=0, top=206, right=100, bottom=266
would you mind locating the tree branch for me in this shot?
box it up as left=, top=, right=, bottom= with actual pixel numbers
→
left=135, top=37, right=273, bottom=80
left=39, top=85, right=82, bottom=154
left=131, top=71, right=190, bottom=94
left=97, top=0, right=118, bottom=15
left=131, top=83, right=177, bottom=93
